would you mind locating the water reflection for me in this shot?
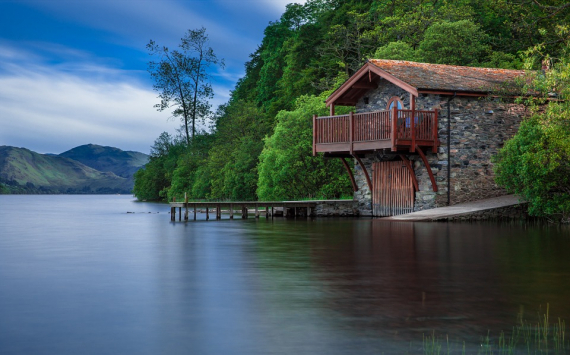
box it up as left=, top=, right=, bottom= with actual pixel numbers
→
left=1, top=196, right=570, bottom=355
left=247, top=219, right=570, bottom=347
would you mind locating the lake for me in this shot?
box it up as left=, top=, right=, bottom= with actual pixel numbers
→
left=1, top=195, right=569, bottom=354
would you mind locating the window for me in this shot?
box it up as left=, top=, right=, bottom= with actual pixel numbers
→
left=386, top=96, right=404, bottom=110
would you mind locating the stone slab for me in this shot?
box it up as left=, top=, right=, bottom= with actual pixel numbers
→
left=382, top=195, right=523, bottom=221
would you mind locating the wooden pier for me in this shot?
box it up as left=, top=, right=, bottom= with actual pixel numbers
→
left=169, top=200, right=320, bottom=222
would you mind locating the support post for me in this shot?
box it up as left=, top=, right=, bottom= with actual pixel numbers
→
left=230, top=204, right=233, bottom=219
left=352, top=154, right=373, bottom=195
left=206, top=206, right=209, bottom=220
left=417, top=148, right=438, bottom=192
left=184, top=193, right=188, bottom=221
left=340, top=157, right=358, bottom=192
left=193, top=204, right=196, bottom=221
left=330, top=104, right=335, bottom=116
left=171, top=207, right=175, bottom=221
left=271, top=206, right=274, bottom=219
left=255, top=204, right=259, bottom=218
left=178, top=207, right=181, bottom=221
left=410, top=94, right=416, bottom=153
left=398, top=154, right=419, bottom=191
left=217, top=204, right=221, bottom=220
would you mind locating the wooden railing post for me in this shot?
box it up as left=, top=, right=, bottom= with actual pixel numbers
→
left=432, top=109, right=439, bottom=153
left=410, top=110, right=416, bottom=153
left=312, top=115, right=317, bottom=156
left=391, top=107, right=398, bottom=151
left=349, top=111, right=354, bottom=154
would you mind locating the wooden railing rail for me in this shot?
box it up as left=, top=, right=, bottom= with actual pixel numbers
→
left=314, top=109, right=438, bottom=151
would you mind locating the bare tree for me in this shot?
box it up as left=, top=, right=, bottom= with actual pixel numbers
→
left=147, top=27, right=224, bottom=146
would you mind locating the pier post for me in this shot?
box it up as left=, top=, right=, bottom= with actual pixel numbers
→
left=217, top=204, right=221, bottom=220
left=265, top=206, right=269, bottom=218
left=271, top=206, right=274, bottom=219
left=184, top=193, right=188, bottom=221
left=206, top=206, right=209, bottom=220
left=193, top=204, right=197, bottom=221
left=171, top=206, right=175, bottom=221
left=230, top=204, right=233, bottom=219
left=255, top=204, right=259, bottom=218
left=178, top=207, right=181, bottom=221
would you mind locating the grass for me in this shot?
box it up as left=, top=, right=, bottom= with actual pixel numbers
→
left=421, top=305, right=567, bottom=355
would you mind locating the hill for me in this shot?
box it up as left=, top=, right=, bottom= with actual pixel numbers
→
left=0, top=145, right=146, bottom=194
left=59, top=144, right=148, bottom=183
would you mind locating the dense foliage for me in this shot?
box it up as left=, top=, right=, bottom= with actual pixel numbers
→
left=494, top=39, right=570, bottom=222
left=134, top=0, right=570, bottom=210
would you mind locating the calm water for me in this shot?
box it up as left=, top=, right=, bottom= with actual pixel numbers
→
left=1, top=195, right=569, bottom=354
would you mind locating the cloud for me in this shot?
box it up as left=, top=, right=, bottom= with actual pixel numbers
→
left=0, top=45, right=183, bottom=154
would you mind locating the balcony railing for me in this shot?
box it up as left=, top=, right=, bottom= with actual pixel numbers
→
left=313, top=108, right=438, bottom=155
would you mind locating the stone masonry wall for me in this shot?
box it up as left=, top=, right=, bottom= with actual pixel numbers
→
left=352, top=80, right=527, bottom=215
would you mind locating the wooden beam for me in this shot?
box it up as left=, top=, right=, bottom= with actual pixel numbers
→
left=398, top=154, right=419, bottom=191
left=340, top=157, right=358, bottom=192
left=352, top=154, right=373, bottom=194
left=416, top=148, right=438, bottom=192
left=417, top=89, right=486, bottom=97
left=326, top=62, right=418, bottom=107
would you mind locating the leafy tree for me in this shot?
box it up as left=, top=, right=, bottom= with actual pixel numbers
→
left=257, top=93, right=352, bottom=200
left=147, top=27, right=223, bottom=145
left=133, top=132, right=185, bottom=201
left=207, top=100, right=268, bottom=200
left=418, top=20, right=490, bottom=66
left=167, top=132, right=214, bottom=200
left=494, top=43, right=570, bottom=222
left=373, top=41, right=419, bottom=61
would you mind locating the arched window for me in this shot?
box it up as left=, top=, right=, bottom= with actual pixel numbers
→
left=386, top=96, right=404, bottom=110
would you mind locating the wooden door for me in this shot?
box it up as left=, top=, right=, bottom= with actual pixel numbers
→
left=372, top=161, right=415, bottom=216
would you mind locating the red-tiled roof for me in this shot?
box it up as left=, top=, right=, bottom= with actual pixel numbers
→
left=368, top=59, right=525, bottom=93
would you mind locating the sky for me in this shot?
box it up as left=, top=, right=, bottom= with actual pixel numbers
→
left=0, top=0, right=304, bottom=155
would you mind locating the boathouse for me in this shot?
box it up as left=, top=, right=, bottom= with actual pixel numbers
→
left=313, top=60, right=527, bottom=216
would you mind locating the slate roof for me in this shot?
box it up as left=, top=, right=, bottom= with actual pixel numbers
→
left=368, top=59, right=526, bottom=93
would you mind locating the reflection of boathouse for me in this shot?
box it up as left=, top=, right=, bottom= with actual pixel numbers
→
left=313, top=60, right=527, bottom=216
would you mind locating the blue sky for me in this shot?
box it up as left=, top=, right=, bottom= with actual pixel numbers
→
left=0, top=0, right=303, bottom=154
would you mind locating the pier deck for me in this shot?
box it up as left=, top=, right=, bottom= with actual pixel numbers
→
left=169, top=200, right=330, bottom=221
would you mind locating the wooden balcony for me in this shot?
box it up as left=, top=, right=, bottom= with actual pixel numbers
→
left=313, top=108, right=439, bottom=156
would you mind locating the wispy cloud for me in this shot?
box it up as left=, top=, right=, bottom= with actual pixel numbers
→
left=0, top=45, right=180, bottom=154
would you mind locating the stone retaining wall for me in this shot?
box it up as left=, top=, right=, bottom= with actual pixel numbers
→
left=434, top=203, right=530, bottom=221
left=314, top=200, right=359, bottom=216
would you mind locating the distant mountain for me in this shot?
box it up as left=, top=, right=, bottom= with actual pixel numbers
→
left=59, top=144, right=148, bottom=182
left=0, top=145, right=148, bottom=194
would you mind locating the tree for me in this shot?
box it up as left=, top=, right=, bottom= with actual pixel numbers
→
left=373, top=41, right=419, bottom=61
left=147, top=27, right=223, bottom=146
left=418, top=20, right=490, bottom=66
left=257, top=93, right=352, bottom=200
left=494, top=43, right=570, bottom=222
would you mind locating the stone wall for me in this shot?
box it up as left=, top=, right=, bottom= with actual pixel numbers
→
left=352, top=80, right=527, bottom=215
left=314, top=200, right=359, bottom=216
left=435, top=203, right=530, bottom=221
